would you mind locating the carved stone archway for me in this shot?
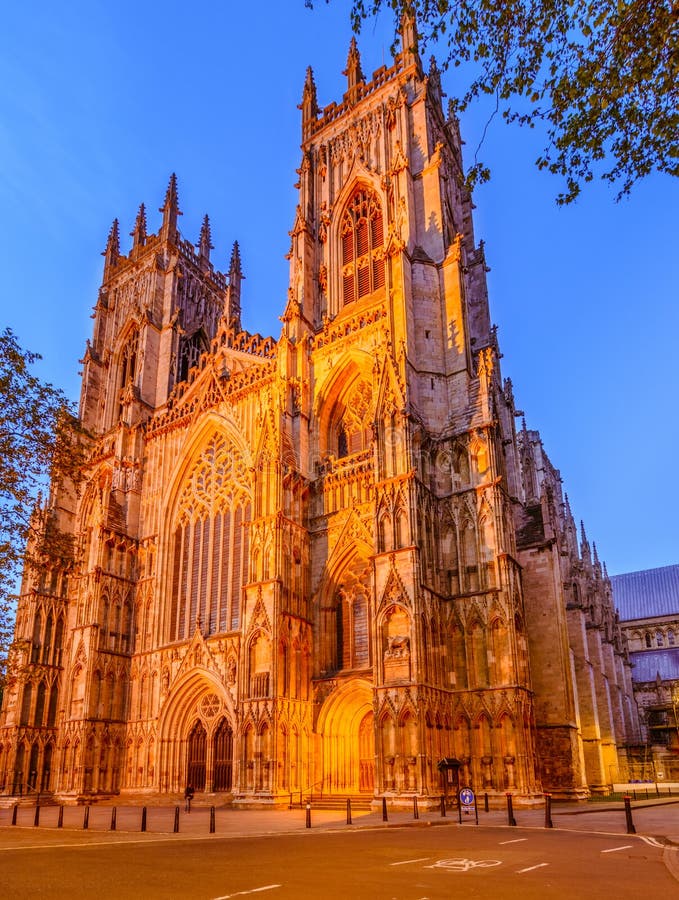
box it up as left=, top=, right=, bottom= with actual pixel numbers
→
left=317, top=679, right=374, bottom=795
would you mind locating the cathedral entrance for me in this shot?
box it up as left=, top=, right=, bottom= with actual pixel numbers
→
left=186, top=721, right=207, bottom=791
left=212, top=718, right=233, bottom=792
left=317, top=679, right=375, bottom=795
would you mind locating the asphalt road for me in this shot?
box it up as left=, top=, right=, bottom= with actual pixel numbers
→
left=0, top=824, right=675, bottom=899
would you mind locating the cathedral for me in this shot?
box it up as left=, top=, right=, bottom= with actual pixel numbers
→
left=0, top=15, right=640, bottom=806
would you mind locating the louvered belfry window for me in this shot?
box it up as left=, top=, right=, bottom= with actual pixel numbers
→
left=341, top=188, right=385, bottom=305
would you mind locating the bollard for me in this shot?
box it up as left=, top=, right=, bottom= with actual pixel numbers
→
left=632, top=789, right=637, bottom=801
left=141, top=806, right=147, bottom=833
left=440, top=795, right=446, bottom=818
left=382, top=797, right=388, bottom=822
left=83, top=806, right=90, bottom=830
left=413, top=796, right=419, bottom=820
left=623, top=796, right=636, bottom=834
left=110, top=807, right=117, bottom=831
left=305, top=802, right=311, bottom=829
left=11, top=803, right=18, bottom=826
left=484, top=792, right=489, bottom=813
left=57, top=805, right=64, bottom=828
left=34, top=803, right=40, bottom=827
left=346, top=798, right=352, bottom=825
left=506, top=793, right=517, bottom=827
left=210, top=806, right=215, bottom=834
left=544, top=793, right=553, bottom=829
left=173, top=806, right=180, bottom=833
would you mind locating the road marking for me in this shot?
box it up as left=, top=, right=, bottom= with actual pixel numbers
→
left=639, top=836, right=664, bottom=848
left=517, top=863, right=548, bottom=873
left=499, top=838, right=527, bottom=845
left=425, top=858, right=502, bottom=872
left=390, top=857, right=432, bottom=866
left=212, top=887, right=281, bottom=900
left=601, top=845, right=633, bottom=853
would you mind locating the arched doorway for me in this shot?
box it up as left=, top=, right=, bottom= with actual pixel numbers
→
left=213, top=718, right=233, bottom=792
left=186, top=721, right=207, bottom=791
left=317, top=679, right=375, bottom=795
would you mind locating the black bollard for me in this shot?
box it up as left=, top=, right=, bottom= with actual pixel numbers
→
left=57, top=805, right=64, bottom=828
left=173, top=806, right=180, bottom=833
left=413, top=796, right=419, bottom=820
left=305, top=803, right=311, bottom=829
left=210, top=806, right=215, bottom=834
left=484, top=792, right=489, bottom=813
left=83, top=806, right=90, bottom=830
left=346, top=798, right=352, bottom=825
left=110, top=807, right=117, bottom=831
left=440, top=795, right=446, bottom=817
left=506, top=793, right=517, bottom=827
left=11, top=803, right=18, bottom=826
left=141, top=806, right=147, bottom=832
left=623, top=796, right=636, bottom=834
left=382, top=797, right=388, bottom=822
left=633, top=789, right=637, bottom=801
left=544, top=793, right=553, bottom=829
left=34, top=803, right=40, bottom=827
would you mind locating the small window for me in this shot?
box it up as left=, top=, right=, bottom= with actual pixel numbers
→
left=668, top=630, right=675, bottom=647
left=656, top=630, right=664, bottom=647
left=645, top=633, right=652, bottom=648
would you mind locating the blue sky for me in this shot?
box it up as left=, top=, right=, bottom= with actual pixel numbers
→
left=1, top=2, right=677, bottom=575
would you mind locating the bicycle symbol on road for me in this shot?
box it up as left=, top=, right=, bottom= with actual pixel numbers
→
left=426, top=858, right=502, bottom=872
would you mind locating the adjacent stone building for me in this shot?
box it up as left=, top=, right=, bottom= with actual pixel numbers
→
left=0, top=16, right=640, bottom=806
left=613, top=565, right=679, bottom=779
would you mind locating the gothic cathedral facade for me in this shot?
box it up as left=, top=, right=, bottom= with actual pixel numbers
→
left=0, top=18, right=640, bottom=805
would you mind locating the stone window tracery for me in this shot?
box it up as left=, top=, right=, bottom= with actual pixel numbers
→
left=340, top=188, right=385, bottom=306
left=169, top=434, right=251, bottom=641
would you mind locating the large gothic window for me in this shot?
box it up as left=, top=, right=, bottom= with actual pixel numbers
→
left=341, top=188, right=385, bottom=306
left=169, top=434, right=251, bottom=641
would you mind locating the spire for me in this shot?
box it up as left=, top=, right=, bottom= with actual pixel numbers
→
left=102, top=218, right=120, bottom=275
left=343, top=36, right=364, bottom=99
left=159, top=173, right=181, bottom=242
left=130, top=203, right=147, bottom=251
left=198, top=214, right=213, bottom=262
left=592, top=542, right=602, bottom=577
left=299, top=66, right=319, bottom=141
left=399, top=3, right=419, bottom=64
left=580, top=520, right=591, bottom=563
left=226, top=241, right=243, bottom=332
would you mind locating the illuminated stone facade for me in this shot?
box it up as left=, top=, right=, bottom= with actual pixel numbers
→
left=0, top=17, right=640, bottom=805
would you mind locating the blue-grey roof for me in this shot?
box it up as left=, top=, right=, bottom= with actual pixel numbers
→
left=630, top=649, right=679, bottom=683
left=611, top=564, right=679, bottom=621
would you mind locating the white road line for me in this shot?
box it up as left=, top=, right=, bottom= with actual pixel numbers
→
left=601, top=845, right=633, bottom=853
left=212, top=886, right=281, bottom=900
left=639, top=836, right=665, bottom=848
left=499, top=838, right=527, bottom=845
left=517, top=863, right=549, bottom=873
left=390, top=857, right=432, bottom=866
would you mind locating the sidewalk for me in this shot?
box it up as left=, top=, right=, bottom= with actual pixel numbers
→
left=1, top=796, right=678, bottom=846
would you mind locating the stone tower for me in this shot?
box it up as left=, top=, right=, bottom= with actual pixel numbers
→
left=0, top=15, right=638, bottom=805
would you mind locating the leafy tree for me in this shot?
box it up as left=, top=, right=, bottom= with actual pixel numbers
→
left=0, top=328, right=84, bottom=691
left=312, top=1, right=679, bottom=203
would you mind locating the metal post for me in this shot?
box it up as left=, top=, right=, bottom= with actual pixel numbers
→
left=33, top=802, right=40, bottom=827
left=57, top=805, right=64, bottom=828
left=623, top=796, right=636, bottom=834
left=382, top=797, right=388, bottom=822
left=210, top=806, right=215, bottom=834
left=305, top=802, right=311, bottom=828
left=141, top=806, right=147, bottom=832
left=506, top=793, right=517, bottom=827
left=484, top=792, right=489, bottom=813
left=173, top=806, right=180, bottom=833
left=110, top=807, right=117, bottom=831
left=413, top=796, right=419, bottom=820
left=346, top=798, right=352, bottom=825
left=83, top=806, right=90, bottom=830
left=544, top=793, right=553, bottom=829
left=11, top=803, right=18, bottom=826
left=440, top=794, right=446, bottom=817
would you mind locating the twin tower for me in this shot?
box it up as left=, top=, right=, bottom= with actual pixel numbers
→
left=0, top=15, right=639, bottom=805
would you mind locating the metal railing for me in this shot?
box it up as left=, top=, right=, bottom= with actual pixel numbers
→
left=288, top=780, right=324, bottom=809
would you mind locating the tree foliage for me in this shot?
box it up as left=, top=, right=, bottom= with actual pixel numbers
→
left=0, top=328, right=84, bottom=685
left=316, top=0, right=679, bottom=203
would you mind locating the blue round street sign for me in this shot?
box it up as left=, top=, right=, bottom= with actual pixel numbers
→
left=459, top=787, right=475, bottom=806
